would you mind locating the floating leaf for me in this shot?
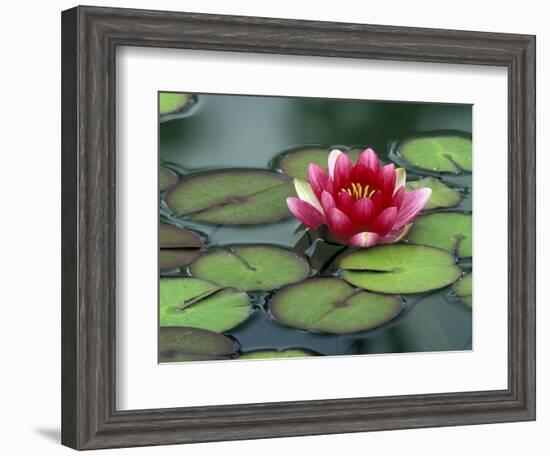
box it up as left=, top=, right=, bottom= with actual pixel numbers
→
left=239, top=349, right=317, bottom=360
left=278, top=146, right=361, bottom=180
left=159, top=92, right=192, bottom=116
left=159, top=166, right=177, bottom=192
left=406, top=177, right=462, bottom=210
left=159, top=327, right=238, bottom=362
left=408, top=212, right=472, bottom=258
left=160, top=250, right=202, bottom=271
left=190, top=245, right=310, bottom=291
left=160, top=278, right=251, bottom=332
left=338, top=245, right=461, bottom=294
left=165, top=170, right=295, bottom=225
left=398, top=135, right=472, bottom=173
left=270, top=278, right=402, bottom=334
left=160, top=223, right=203, bottom=249
left=453, top=272, right=472, bottom=307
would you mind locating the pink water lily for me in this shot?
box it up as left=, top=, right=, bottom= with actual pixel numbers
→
left=286, top=148, right=432, bottom=247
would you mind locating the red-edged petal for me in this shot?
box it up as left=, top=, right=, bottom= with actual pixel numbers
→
left=357, top=148, right=380, bottom=172
left=370, top=190, right=383, bottom=212
left=393, top=188, right=432, bottom=229
left=379, top=224, right=411, bottom=245
left=391, top=186, right=405, bottom=208
left=350, top=197, right=375, bottom=225
left=336, top=190, right=354, bottom=213
left=320, top=191, right=336, bottom=213
left=308, top=164, right=330, bottom=198
left=368, top=206, right=398, bottom=236
left=326, top=207, right=355, bottom=239
left=334, top=153, right=353, bottom=190
left=286, top=197, right=325, bottom=229
left=381, top=164, right=396, bottom=205
left=346, top=231, right=382, bottom=247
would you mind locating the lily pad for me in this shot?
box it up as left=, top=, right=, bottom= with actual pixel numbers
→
left=406, top=177, right=462, bottom=210
left=338, top=245, right=461, bottom=294
left=160, top=249, right=202, bottom=271
left=160, top=278, right=252, bottom=332
left=159, top=166, right=177, bottom=192
left=160, top=223, right=203, bottom=249
left=165, top=170, right=295, bottom=225
left=408, top=212, right=472, bottom=258
left=270, top=278, right=402, bottom=334
left=278, top=146, right=361, bottom=180
left=239, top=349, right=317, bottom=360
left=399, top=135, right=472, bottom=173
left=453, top=272, right=472, bottom=307
left=190, top=245, right=310, bottom=291
left=159, top=327, right=238, bottom=362
left=159, top=92, right=192, bottom=116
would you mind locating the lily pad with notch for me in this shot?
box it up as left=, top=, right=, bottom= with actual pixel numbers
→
left=338, top=244, right=462, bottom=294
left=407, top=212, right=472, bottom=258
left=453, top=272, right=472, bottom=307
left=159, top=166, right=177, bottom=192
left=238, top=349, right=318, bottom=360
left=165, top=170, right=295, bottom=225
left=159, top=327, right=238, bottom=363
left=190, top=245, right=310, bottom=291
left=269, top=278, right=402, bottom=334
left=159, top=223, right=204, bottom=271
left=277, top=146, right=361, bottom=180
left=406, top=177, right=462, bottom=210
left=398, top=135, right=472, bottom=173
left=160, top=278, right=252, bottom=332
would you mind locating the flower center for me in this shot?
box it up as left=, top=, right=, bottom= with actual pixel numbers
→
left=340, top=182, right=376, bottom=200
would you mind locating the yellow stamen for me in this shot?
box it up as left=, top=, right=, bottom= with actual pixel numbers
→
left=339, top=182, right=377, bottom=200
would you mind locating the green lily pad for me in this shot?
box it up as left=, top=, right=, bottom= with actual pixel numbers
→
left=399, top=135, right=472, bottom=173
left=165, top=170, right=295, bottom=225
left=190, top=245, right=310, bottom=291
left=159, top=166, right=177, bottom=192
left=159, top=327, right=238, bottom=363
left=338, top=245, right=462, bottom=294
left=406, top=177, right=462, bottom=210
left=408, top=212, right=472, bottom=258
left=160, top=278, right=252, bottom=332
left=239, top=349, right=317, bottom=360
left=453, top=272, right=472, bottom=307
left=160, top=223, right=203, bottom=249
left=159, top=92, right=192, bottom=116
left=278, top=146, right=361, bottom=180
left=269, top=278, right=402, bottom=334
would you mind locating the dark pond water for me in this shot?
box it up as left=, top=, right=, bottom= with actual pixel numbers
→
left=160, top=93, right=472, bottom=357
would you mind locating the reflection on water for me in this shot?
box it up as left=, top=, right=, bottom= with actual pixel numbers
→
left=160, top=93, right=472, bottom=357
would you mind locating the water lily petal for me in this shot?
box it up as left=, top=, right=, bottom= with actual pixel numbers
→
left=350, top=197, right=375, bottom=225
left=294, top=179, right=324, bottom=213
left=382, top=164, right=396, bottom=205
left=334, top=152, right=353, bottom=191
left=346, top=231, right=382, bottom=247
left=369, top=206, right=398, bottom=236
left=286, top=197, right=325, bottom=229
left=380, top=224, right=412, bottom=244
left=308, top=163, right=330, bottom=198
left=394, top=168, right=406, bottom=193
left=357, top=148, right=380, bottom=172
left=327, top=149, right=343, bottom=180
left=336, top=190, right=354, bottom=213
left=393, top=188, right=432, bottom=229
left=392, top=186, right=405, bottom=207
left=326, top=207, right=355, bottom=239
left=321, top=191, right=336, bottom=213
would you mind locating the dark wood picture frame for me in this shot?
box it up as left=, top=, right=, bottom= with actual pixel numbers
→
left=61, top=5, right=536, bottom=450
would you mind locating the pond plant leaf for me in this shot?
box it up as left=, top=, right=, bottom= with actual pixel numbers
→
left=406, top=177, right=462, bottom=210
left=269, top=278, right=402, bottom=334
left=338, top=244, right=462, bottom=294
left=159, top=224, right=204, bottom=271
left=159, top=327, right=238, bottom=362
left=398, top=135, right=472, bottom=173
left=190, top=245, right=310, bottom=291
left=160, top=278, right=252, bottom=332
left=453, top=272, right=472, bottom=307
left=159, top=166, right=177, bottom=192
left=278, top=146, right=361, bottom=180
left=238, top=349, right=317, bottom=360
left=159, top=92, right=193, bottom=116
left=165, top=170, right=295, bottom=225
left=160, top=249, right=202, bottom=271
left=407, top=212, right=472, bottom=258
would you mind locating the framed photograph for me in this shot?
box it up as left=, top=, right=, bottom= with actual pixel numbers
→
left=61, top=6, right=536, bottom=450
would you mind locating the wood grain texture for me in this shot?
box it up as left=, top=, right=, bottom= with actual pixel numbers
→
left=61, top=5, right=536, bottom=450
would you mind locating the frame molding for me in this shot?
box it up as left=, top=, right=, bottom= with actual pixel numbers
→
left=61, top=6, right=536, bottom=450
